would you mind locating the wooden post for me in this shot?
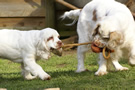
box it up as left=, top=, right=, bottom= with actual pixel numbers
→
left=45, top=0, right=55, bottom=28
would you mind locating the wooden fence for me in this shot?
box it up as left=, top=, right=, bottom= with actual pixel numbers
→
left=0, top=0, right=45, bottom=30
left=0, top=0, right=134, bottom=37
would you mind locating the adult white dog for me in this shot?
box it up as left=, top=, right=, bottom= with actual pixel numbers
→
left=62, top=0, right=135, bottom=75
left=0, top=28, right=62, bottom=80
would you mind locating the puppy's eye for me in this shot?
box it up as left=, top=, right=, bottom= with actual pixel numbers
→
left=58, top=36, right=60, bottom=38
left=47, top=36, right=53, bottom=41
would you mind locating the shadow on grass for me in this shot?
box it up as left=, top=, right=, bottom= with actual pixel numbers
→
left=0, top=70, right=93, bottom=80
left=0, top=68, right=135, bottom=89
left=0, top=72, right=23, bottom=81
left=0, top=70, right=95, bottom=89
left=50, top=70, right=94, bottom=78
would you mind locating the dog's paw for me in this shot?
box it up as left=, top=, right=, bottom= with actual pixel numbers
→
left=116, top=67, right=129, bottom=71
left=129, top=59, right=135, bottom=66
left=42, top=75, right=51, bottom=80
left=95, top=71, right=108, bottom=76
left=75, top=69, right=89, bottom=73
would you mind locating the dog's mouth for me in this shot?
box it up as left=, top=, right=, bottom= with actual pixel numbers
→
left=50, top=47, right=62, bottom=56
left=50, top=45, right=62, bottom=50
left=93, top=39, right=106, bottom=48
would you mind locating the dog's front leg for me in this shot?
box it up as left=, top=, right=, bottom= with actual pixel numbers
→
left=112, top=60, right=128, bottom=71
left=129, top=46, right=135, bottom=66
left=76, top=45, right=89, bottom=73
left=129, top=56, right=135, bottom=66
left=111, top=48, right=128, bottom=71
left=23, top=58, right=51, bottom=80
left=95, top=53, right=108, bottom=76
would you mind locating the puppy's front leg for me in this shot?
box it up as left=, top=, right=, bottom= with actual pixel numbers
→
left=23, top=58, right=51, bottom=80
left=21, top=63, right=37, bottom=80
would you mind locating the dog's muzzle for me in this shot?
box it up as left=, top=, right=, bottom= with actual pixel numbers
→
left=51, top=41, right=63, bottom=56
left=51, top=47, right=62, bottom=56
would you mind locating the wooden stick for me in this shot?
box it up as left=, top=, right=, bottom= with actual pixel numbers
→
left=132, top=12, right=135, bottom=17
left=55, top=0, right=79, bottom=10
left=62, top=42, right=111, bottom=59
left=126, top=0, right=133, bottom=6
left=125, top=0, right=135, bottom=17
left=62, top=42, right=92, bottom=48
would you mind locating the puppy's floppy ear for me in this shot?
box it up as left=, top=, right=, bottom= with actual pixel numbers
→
left=92, top=24, right=100, bottom=36
left=37, top=32, right=50, bottom=52
left=37, top=39, right=49, bottom=53
left=36, top=38, right=51, bottom=59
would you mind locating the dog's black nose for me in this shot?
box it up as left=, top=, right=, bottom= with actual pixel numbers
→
left=57, top=41, right=62, bottom=47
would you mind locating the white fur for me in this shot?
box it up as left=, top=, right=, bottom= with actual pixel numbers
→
left=62, top=0, right=135, bottom=75
left=0, top=28, right=62, bottom=80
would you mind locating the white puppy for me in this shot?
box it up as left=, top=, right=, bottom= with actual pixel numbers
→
left=62, top=0, right=135, bottom=75
left=0, top=28, right=62, bottom=80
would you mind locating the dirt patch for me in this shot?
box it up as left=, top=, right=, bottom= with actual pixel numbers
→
left=56, top=63, right=67, bottom=68
left=62, top=49, right=77, bottom=56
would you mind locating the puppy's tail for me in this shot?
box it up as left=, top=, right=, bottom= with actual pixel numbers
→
left=61, top=9, right=81, bottom=26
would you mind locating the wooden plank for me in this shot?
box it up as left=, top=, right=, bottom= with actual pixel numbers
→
left=0, top=0, right=45, bottom=17
left=0, top=17, right=45, bottom=30
left=45, top=0, right=55, bottom=28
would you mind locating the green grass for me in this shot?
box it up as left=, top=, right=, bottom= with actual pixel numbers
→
left=0, top=51, right=135, bottom=90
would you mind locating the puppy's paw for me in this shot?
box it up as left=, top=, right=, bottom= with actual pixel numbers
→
left=95, top=71, right=108, bottom=76
left=116, top=67, right=129, bottom=71
left=25, top=75, right=37, bottom=80
left=42, top=75, right=51, bottom=80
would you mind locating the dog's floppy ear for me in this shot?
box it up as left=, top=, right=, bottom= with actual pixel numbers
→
left=107, top=31, right=124, bottom=49
left=92, top=24, right=100, bottom=36
left=109, top=31, right=123, bottom=44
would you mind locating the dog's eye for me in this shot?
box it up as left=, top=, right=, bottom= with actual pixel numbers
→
left=58, top=36, right=60, bottom=38
left=47, top=36, right=53, bottom=41
left=103, top=38, right=109, bottom=41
